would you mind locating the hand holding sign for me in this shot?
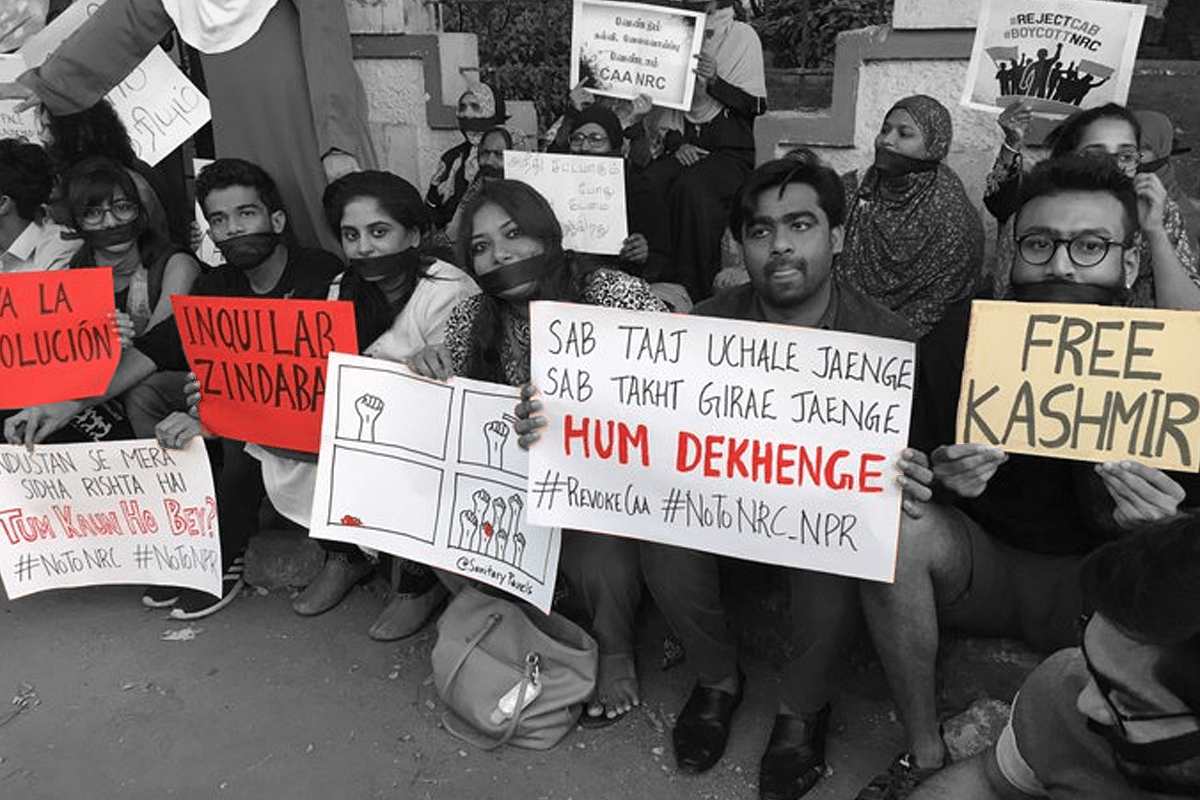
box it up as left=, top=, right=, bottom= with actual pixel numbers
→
left=513, top=383, right=548, bottom=449
left=930, top=443, right=1008, bottom=499
left=1095, top=459, right=1186, bottom=528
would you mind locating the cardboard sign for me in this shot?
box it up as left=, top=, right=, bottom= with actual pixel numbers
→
left=105, top=46, right=211, bottom=167
left=311, top=353, right=561, bottom=612
left=527, top=302, right=915, bottom=583
left=0, top=438, right=220, bottom=601
left=171, top=295, right=358, bottom=454
left=17, top=2, right=210, bottom=167
left=957, top=300, right=1200, bottom=471
left=0, top=270, right=118, bottom=408
left=0, top=99, right=40, bottom=142
left=962, top=0, right=1145, bottom=116
left=503, top=151, right=628, bottom=256
left=570, top=0, right=706, bottom=111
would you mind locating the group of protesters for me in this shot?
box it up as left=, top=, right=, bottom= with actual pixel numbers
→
left=2, top=1, right=1199, bottom=799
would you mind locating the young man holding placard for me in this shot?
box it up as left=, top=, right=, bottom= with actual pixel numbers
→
left=635, top=154, right=917, bottom=800
left=855, top=155, right=1200, bottom=800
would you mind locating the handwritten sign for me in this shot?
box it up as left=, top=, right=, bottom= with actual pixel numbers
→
left=962, top=0, right=1145, bottom=116
left=504, top=151, right=628, bottom=256
left=0, top=438, right=220, bottom=601
left=311, top=353, right=561, bottom=612
left=570, top=0, right=706, bottom=111
left=527, top=302, right=915, bottom=583
left=0, top=99, right=40, bottom=142
left=105, top=47, right=211, bottom=167
left=17, top=2, right=210, bottom=167
left=171, top=295, right=358, bottom=454
left=957, top=300, right=1200, bottom=471
left=0, top=270, right=118, bottom=408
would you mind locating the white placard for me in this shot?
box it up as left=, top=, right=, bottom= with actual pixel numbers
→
left=311, top=353, right=562, bottom=613
left=503, top=150, right=628, bottom=256
left=0, top=99, right=39, bottom=141
left=527, top=302, right=916, bottom=583
left=0, top=438, right=221, bottom=600
left=962, top=0, right=1146, bottom=116
left=570, top=0, right=706, bottom=111
left=105, top=46, right=211, bottom=167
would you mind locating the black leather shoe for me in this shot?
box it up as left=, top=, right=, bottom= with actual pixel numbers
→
left=758, top=705, right=831, bottom=800
left=672, top=671, right=746, bottom=774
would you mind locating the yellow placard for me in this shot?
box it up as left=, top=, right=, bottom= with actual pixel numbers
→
left=957, top=300, right=1200, bottom=472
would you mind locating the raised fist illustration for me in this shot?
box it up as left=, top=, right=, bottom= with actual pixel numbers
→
left=354, top=393, right=384, bottom=442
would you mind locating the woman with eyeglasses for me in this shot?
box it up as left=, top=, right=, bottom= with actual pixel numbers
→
left=64, top=157, right=200, bottom=339
left=985, top=102, right=1200, bottom=309
left=561, top=105, right=689, bottom=310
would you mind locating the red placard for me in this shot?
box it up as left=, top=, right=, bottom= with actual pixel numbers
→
left=0, top=270, right=119, bottom=408
left=172, top=295, right=358, bottom=453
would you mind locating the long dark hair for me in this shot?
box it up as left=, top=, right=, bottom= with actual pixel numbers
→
left=322, top=170, right=438, bottom=349
left=44, top=100, right=137, bottom=171
left=1050, top=102, right=1141, bottom=158
left=454, top=179, right=585, bottom=382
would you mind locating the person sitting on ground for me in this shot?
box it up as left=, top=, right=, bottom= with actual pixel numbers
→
left=159, top=167, right=476, bottom=626
left=410, top=178, right=667, bottom=726
left=852, top=155, right=1200, bottom=800
left=267, top=170, right=479, bottom=639
left=0, top=138, right=78, bottom=273
left=141, top=157, right=344, bottom=618
left=639, top=0, right=766, bottom=303
left=519, top=154, right=915, bottom=799
left=911, top=516, right=1200, bottom=799
left=836, top=94, right=985, bottom=335
left=984, top=102, right=1200, bottom=309
left=2, top=156, right=200, bottom=443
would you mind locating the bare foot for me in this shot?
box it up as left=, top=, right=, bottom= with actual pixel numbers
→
left=587, top=653, right=640, bottom=722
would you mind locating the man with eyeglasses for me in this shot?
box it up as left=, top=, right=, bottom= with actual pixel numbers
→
left=909, top=516, right=1200, bottom=798
left=854, top=155, right=1200, bottom=800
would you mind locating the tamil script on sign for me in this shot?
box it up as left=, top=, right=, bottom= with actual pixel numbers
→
left=958, top=300, right=1200, bottom=471
left=0, top=438, right=220, bottom=601
left=310, top=354, right=561, bottom=612
left=527, top=302, right=915, bottom=583
left=503, top=151, right=628, bottom=256
left=570, top=0, right=706, bottom=111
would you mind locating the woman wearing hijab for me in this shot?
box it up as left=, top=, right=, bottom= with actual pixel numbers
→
left=410, top=179, right=667, bottom=727
left=8, top=0, right=377, bottom=257
left=836, top=95, right=985, bottom=336
left=1135, top=109, right=1200, bottom=250
left=640, top=0, right=766, bottom=304
left=426, top=78, right=508, bottom=234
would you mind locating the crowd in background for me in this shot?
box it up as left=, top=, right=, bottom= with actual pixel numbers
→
left=1, top=1, right=1199, bottom=799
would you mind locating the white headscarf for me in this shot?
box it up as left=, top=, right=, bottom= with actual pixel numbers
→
left=159, top=0, right=280, bottom=55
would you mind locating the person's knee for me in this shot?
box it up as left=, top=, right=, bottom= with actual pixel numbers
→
left=891, top=506, right=967, bottom=582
